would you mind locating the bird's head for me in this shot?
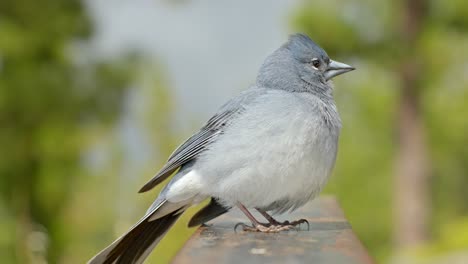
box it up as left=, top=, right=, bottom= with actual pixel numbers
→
left=256, top=34, right=354, bottom=93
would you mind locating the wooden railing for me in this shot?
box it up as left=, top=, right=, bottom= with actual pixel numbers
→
left=172, top=196, right=375, bottom=264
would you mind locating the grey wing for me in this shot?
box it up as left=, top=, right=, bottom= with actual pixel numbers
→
left=138, top=88, right=266, bottom=193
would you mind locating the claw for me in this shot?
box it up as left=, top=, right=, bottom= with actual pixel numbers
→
left=288, top=219, right=310, bottom=230
left=234, top=222, right=248, bottom=233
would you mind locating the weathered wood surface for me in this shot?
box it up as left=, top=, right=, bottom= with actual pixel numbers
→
left=172, top=196, right=374, bottom=264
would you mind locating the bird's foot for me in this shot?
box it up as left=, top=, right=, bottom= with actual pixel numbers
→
left=256, top=209, right=310, bottom=230
left=234, top=222, right=297, bottom=233
left=279, top=219, right=310, bottom=230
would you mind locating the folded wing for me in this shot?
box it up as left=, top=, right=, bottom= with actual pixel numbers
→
left=138, top=89, right=266, bottom=193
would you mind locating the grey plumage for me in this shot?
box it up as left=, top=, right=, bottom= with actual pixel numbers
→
left=88, top=33, right=354, bottom=264
left=138, top=89, right=254, bottom=193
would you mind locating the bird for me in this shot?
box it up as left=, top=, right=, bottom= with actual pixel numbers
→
left=88, top=33, right=355, bottom=264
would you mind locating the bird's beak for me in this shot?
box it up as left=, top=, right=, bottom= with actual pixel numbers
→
left=324, top=60, right=355, bottom=80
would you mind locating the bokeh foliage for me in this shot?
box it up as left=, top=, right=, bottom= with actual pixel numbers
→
left=293, top=0, right=468, bottom=261
left=0, top=0, right=135, bottom=263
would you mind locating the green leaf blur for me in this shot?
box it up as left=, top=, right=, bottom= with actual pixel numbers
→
left=0, top=0, right=135, bottom=263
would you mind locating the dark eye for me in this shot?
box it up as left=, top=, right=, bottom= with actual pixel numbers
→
left=311, top=58, right=320, bottom=68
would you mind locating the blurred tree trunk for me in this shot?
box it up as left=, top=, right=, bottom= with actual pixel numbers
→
left=394, top=0, right=429, bottom=248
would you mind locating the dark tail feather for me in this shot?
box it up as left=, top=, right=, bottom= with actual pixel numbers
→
left=188, top=198, right=230, bottom=227
left=88, top=209, right=183, bottom=264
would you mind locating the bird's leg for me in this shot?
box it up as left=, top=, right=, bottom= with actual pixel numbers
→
left=256, top=208, right=309, bottom=230
left=236, top=203, right=270, bottom=232
left=236, top=203, right=292, bottom=232
left=256, top=208, right=282, bottom=225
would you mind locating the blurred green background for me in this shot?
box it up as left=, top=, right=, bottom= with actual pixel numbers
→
left=1, top=0, right=468, bottom=263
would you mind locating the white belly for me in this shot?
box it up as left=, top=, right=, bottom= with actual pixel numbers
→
left=195, top=93, right=340, bottom=211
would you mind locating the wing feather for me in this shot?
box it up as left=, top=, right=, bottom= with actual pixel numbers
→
left=138, top=88, right=267, bottom=193
left=138, top=106, right=241, bottom=192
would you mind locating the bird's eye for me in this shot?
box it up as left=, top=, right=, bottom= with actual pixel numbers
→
left=311, top=59, right=321, bottom=69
